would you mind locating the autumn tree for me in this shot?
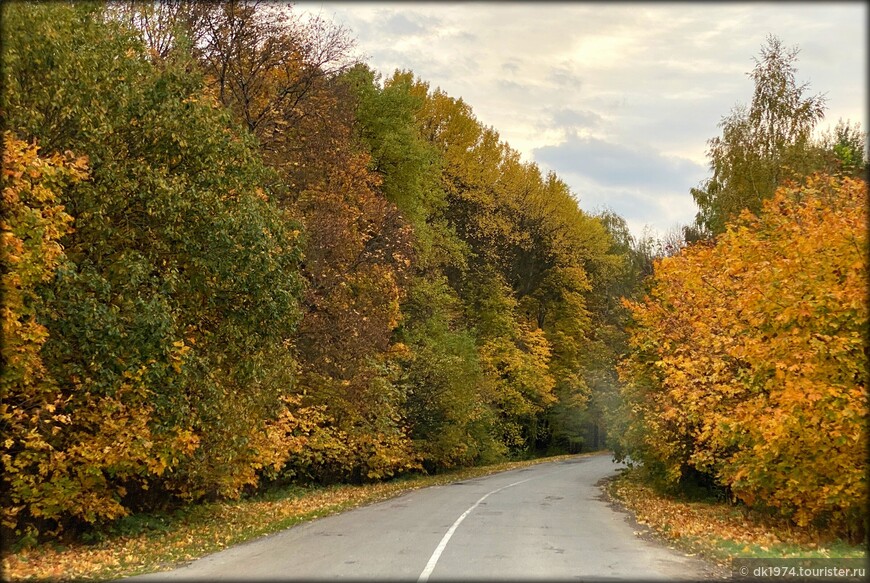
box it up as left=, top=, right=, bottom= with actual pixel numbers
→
left=341, top=66, right=501, bottom=469
left=2, top=1, right=306, bottom=537
left=620, top=174, right=867, bottom=540
left=395, top=75, right=626, bottom=455
left=104, top=0, right=211, bottom=61
left=817, top=119, right=868, bottom=178
left=692, top=35, right=826, bottom=234
left=190, top=1, right=356, bottom=170
left=158, top=2, right=423, bottom=482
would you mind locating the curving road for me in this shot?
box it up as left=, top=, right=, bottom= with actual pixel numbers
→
left=127, top=453, right=714, bottom=581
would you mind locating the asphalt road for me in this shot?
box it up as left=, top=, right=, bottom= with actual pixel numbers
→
left=127, top=453, right=714, bottom=581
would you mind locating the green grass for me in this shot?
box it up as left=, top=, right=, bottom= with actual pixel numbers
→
left=712, top=538, right=867, bottom=560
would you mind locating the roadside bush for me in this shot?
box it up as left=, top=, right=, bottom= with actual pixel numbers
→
left=619, top=174, right=868, bottom=540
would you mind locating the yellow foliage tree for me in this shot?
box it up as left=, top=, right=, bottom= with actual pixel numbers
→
left=620, top=174, right=867, bottom=539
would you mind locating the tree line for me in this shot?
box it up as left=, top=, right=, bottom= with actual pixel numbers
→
left=2, top=1, right=644, bottom=543
left=614, top=34, right=867, bottom=542
left=2, top=2, right=865, bottom=547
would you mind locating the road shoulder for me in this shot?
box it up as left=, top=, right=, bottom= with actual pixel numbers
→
left=597, top=470, right=731, bottom=581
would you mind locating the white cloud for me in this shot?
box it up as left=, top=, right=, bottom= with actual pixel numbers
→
left=295, top=1, right=868, bottom=238
left=533, top=133, right=708, bottom=235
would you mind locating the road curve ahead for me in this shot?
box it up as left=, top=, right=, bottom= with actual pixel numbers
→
left=126, top=453, right=712, bottom=581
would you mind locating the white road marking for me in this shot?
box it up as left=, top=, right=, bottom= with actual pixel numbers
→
left=416, top=476, right=535, bottom=582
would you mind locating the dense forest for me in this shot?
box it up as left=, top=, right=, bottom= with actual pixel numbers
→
left=2, top=2, right=866, bottom=547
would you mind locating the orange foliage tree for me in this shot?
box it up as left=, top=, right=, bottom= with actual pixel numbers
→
left=619, top=174, right=867, bottom=539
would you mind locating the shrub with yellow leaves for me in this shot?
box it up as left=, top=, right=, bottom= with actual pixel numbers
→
left=619, top=174, right=868, bottom=541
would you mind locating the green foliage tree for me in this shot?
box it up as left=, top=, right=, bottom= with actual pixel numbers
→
left=818, top=119, right=868, bottom=178
left=691, top=34, right=826, bottom=234
left=2, top=1, right=304, bottom=537
left=398, top=76, right=628, bottom=456
left=394, top=276, right=503, bottom=469
left=340, top=66, right=503, bottom=469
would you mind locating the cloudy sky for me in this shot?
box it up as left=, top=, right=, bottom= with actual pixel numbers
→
left=294, top=1, right=867, bottom=238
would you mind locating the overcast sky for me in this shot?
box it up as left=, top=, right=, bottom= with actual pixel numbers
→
left=294, top=1, right=867, bottom=239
